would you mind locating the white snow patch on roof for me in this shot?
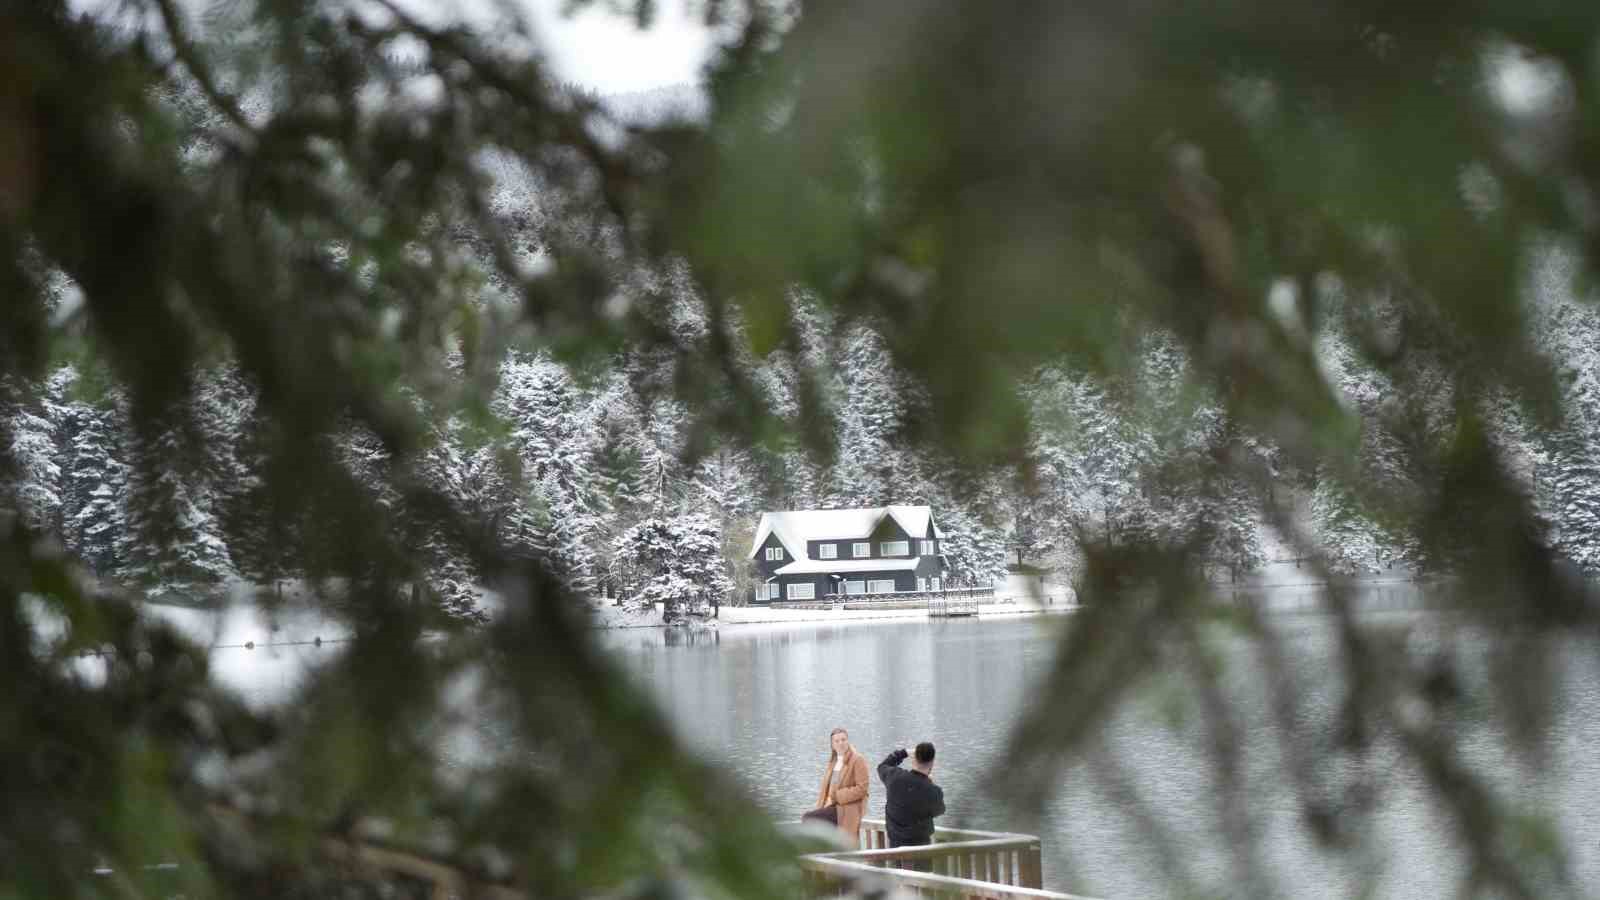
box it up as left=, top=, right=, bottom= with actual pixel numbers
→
left=747, top=505, right=941, bottom=560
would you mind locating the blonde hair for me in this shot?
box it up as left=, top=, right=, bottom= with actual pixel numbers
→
left=828, top=727, right=848, bottom=761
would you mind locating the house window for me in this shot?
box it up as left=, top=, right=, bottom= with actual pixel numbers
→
left=852, top=542, right=870, bottom=558
left=869, top=579, right=897, bottom=594
left=765, top=546, right=784, bottom=561
left=787, top=583, right=815, bottom=600
left=917, top=539, right=934, bottom=556
left=767, top=583, right=780, bottom=600
left=930, top=577, right=941, bottom=591
left=880, top=540, right=909, bottom=557
left=919, top=577, right=929, bottom=592
left=844, top=581, right=866, bottom=595
left=819, top=543, right=838, bottom=559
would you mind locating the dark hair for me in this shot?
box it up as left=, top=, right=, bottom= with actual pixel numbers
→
left=914, top=742, right=935, bottom=765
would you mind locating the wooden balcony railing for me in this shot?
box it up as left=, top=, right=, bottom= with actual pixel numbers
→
left=797, top=818, right=1101, bottom=899
left=770, top=587, right=996, bottom=610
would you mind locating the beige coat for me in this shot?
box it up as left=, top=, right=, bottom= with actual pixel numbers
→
left=815, top=746, right=870, bottom=846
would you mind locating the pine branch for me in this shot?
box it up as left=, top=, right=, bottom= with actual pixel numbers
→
left=150, top=0, right=257, bottom=140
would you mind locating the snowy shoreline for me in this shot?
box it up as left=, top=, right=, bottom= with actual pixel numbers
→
left=585, top=597, right=1078, bottom=629
left=585, top=566, right=1438, bottom=630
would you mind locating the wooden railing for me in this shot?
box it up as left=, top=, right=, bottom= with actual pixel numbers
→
left=101, top=813, right=1097, bottom=900
left=771, top=587, right=996, bottom=611
left=797, top=818, right=1099, bottom=899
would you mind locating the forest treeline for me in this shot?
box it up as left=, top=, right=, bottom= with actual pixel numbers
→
left=7, top=245, right=1600, bottom=617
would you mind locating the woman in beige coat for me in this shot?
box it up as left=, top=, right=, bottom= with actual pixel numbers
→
left=814, top=727, right=870, bottom=847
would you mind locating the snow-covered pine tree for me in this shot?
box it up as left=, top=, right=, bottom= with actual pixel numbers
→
left=689, top=445, right=759, bottom=528
left=1025, top=367, right=1148, bottom=549
left=58, top=376, right=129, bottom=577
left=1199, top=438, right=1270, bottom=581
left=1541, top=391, right=1600, bottom=571
left=222, top=406, right=309, bottom=598
left=1308, top=303, right=1425, bottom=572
left=1310, top=465, right=1388, bottom=574
left=119, top=386, right=238, bottom=602
left=690, top=443, right=768, bottom=607
left=0, top=374, right=63, bottom=534
left=928, top=499, right=1008, bottom=588
left=826, top=324, right=909, bottom=508
left=407, top=416, right=490, bottom=622
left=612, top=512, right=734, bottom=616
left=1521, top=253, right=1600, bottom=571
left=628, top=397, right=691, bottom=518
left=494, top=351, right=604, bottom=594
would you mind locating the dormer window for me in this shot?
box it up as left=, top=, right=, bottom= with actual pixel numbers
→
left=765, top=546, right=784, bottom=561
left=880, top=540, right=909, bottom=557
left=819, top=544, right=838, bottom=559
left=852, top=542, right=870, bottom=558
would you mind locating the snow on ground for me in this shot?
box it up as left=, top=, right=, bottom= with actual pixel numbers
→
left=586, top=599, right=667, bottom=628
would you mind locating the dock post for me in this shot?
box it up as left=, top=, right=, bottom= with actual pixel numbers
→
left=1019, top=842, right=1043, bottom=889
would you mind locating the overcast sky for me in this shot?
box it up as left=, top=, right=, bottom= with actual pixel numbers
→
left=525, top=1, right=716, bottom=95
left=73, top=0, right=718, bottom=95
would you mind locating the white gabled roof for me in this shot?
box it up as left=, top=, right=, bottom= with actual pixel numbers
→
left=774, top=557, right=923, bottom=575
left=747, top=505, right=942, bottom=561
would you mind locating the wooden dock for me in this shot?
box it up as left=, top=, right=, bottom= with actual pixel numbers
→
left=927, top=591, right=982, bottom=617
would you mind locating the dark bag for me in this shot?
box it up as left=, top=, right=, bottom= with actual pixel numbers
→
left=800, top=805, right=838, bottom=826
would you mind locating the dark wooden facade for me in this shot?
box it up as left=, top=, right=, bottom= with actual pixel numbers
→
left=751, top=509, right=947, bottom=603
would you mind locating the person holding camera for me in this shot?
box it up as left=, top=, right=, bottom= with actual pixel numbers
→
left=878, top=741, right=945, bottom=853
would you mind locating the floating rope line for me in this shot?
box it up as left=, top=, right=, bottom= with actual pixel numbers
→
left=209, top=636, right=352, bottom=650
left=75, top=636, right=353, bottom=657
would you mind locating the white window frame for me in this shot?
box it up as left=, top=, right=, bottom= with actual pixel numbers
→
left=919, top=577, right=929, bottom=592
left=852, top=542, right=870, bottom=558
left=819, top=543, right=838, bottom=559
left=868, top=579, right=898, bottom=594
left=880, top=540, right=909, bottom=557
left=767, top=583, right=780, bottom=600
left=787, top=583, right=815, bottom=600
left=765, top=546, right=784, bottom=561
left=930, top=577, right=941, bottom=591
left=916, top=539, right=931, bottom=556
left=844, top=580, right=866, bottom=595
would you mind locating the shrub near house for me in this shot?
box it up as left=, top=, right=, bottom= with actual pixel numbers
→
left=748, top=505, right=948, bottom=602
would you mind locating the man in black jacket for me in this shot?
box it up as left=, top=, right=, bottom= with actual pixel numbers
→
left=878, top=741, right=945, bottom=856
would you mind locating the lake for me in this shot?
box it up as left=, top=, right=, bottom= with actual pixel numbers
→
left=599, top=594, right=1600, bottom=899
left=173, top=588, right=1600, bottom=898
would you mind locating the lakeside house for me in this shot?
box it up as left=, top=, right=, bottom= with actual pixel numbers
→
left=748, top=505, right=948, bottom=603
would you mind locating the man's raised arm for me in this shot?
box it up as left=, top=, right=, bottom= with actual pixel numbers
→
left=878, top=748, right=909, bottom=785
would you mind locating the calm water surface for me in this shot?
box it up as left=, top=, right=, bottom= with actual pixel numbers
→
left=599, top=596, right=1600, bottom=899
left=168, top=592, right=1600, bottom=898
